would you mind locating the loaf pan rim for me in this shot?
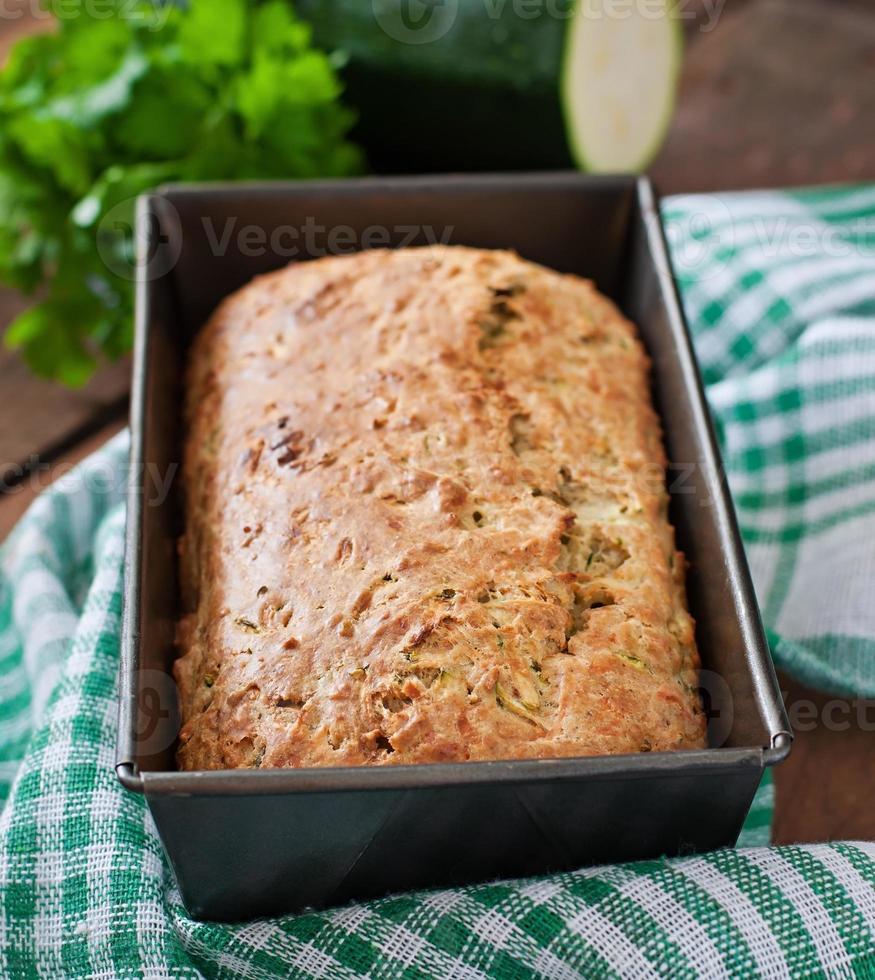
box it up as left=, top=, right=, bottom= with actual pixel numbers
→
left=117, top=172, right=792, bottom=798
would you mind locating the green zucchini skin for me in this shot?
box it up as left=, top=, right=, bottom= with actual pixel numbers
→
left=296, top=0, right=576, bottom=172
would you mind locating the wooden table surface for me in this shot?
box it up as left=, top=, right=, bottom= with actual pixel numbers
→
left=1, top=0, right=873, bottom=846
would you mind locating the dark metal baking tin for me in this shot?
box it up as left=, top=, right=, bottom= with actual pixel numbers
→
left=118, top=173, right=791, bottom=922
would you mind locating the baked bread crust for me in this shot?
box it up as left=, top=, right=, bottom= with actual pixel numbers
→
left=175, top=246, right=706, bottom=770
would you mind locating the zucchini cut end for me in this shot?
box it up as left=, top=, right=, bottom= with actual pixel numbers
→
left=561, top=0, right=683, bottom=173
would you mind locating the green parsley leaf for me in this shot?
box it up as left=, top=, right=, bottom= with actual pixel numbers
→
left=0, top=0, right=362, bottom=386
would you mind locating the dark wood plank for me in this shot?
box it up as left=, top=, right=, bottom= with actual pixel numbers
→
left=651, top=0, right=875, bottom=194
left=0, top=297, right=130, bottom=485
left=773, top=673, right=875, bottom=844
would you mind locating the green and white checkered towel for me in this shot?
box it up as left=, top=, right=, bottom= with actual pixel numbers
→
left=664, top=185, right=875, bottom=697
left=0, top=185, right=873, bottom=978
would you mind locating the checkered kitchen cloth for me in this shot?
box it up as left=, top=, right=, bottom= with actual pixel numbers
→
left=0, top=185, right=874, bottom=978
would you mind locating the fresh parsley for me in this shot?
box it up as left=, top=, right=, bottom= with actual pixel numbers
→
left=0, top=0, right=362, bottom=385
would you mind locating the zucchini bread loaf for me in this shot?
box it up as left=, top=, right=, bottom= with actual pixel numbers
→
left=175, top=246, right=706, bottom=770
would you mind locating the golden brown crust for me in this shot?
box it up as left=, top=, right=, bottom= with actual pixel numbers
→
left=174, top=246, right=706, bottom=770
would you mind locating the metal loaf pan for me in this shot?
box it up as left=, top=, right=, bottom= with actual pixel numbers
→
left=118, top=173, right=791, bottom=922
